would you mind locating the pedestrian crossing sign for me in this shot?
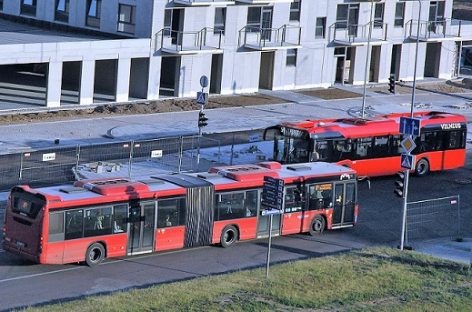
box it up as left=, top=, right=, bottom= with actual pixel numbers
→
left=196, top=91, right=208, bottom=105
left=401, top=154, right=415, bottom=170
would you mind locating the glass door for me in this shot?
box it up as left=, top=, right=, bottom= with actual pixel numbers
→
left=127, top=201, right=155, bottom=255
left=332, top=182, right=356, bottom=226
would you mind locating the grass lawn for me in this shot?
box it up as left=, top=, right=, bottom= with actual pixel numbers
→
left=22, top=248, right=471, bottom=312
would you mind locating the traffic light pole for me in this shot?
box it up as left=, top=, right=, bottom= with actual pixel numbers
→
left=197, top=105, right=203, bottom=166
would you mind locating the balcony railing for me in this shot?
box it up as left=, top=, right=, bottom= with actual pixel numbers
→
left=173, top=0, right=235, bottom=5
left=156, top=28, right=223, bottom=54
left=328, top=21, right=387, bottom=45
left=238, top=25, right=301, bottom=50
left=406, top=19, right=461, bottom=41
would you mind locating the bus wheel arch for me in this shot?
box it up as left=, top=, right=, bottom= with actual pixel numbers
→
left=220, top=225, right=239, bottom=248
left=309, top=215, right=326, bottom=236
left=85, top=242, right=106, bottom=266
left=415, top=158, right=430, bottom=177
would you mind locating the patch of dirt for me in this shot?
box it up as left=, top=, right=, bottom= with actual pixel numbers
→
left=0, top=93, right=287, bottom=125
left=298, top=88, right=362, bottom=100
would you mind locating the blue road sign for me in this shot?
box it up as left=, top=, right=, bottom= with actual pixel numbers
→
left=399, top=117, right=421, bottom=137
left=196, top=92, right=208, bottom=105
left=401, top=153, right=415, bottom=169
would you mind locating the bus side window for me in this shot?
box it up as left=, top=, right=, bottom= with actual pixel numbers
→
left=65, top=210, right=83, bottom=240
left=390, top=135, right=402, bottom=156
left=216, top=192, right=245, bottom=221
left=284, top=187, right=302, bottom=213
left=113, top=204, right=128, bottom=233
left=157, top=198, right=185, bottom=228
left=244, top=190, right=258, bottom=217
left=48, top=212, right=64, bottom=242
left=308, top=183, right=332, bottom=210
left=84, top=207, right=112, bottom=237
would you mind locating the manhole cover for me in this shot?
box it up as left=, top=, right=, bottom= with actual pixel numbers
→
left=454, top=178, right=472, bottom=185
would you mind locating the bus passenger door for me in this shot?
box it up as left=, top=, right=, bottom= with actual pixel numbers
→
left=332, top=182, right=356, bottom=227
left=127, top=201, right=155, bottom=255
left=257, top=209, right=282, bottom=238
left=281, top=186, right=304, bottom=235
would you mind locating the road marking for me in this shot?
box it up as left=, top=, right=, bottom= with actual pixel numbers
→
left=0, top=266, right=82, bottom=284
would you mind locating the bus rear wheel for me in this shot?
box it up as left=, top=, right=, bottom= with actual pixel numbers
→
left=309, top=215, right=325, bottom=236
left=85, top=243, right=105, bottom=267
left=415, top=158, right=430, bottom=177
left=220, top=225, right=238, bottom=248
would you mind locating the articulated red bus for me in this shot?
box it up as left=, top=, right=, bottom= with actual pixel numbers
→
left=263, top=111, right=467, bottom=177
left=3, top=161, right=358, bottom=266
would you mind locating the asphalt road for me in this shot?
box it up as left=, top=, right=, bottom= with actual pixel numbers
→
left=0, top=153, right=470, bottom=311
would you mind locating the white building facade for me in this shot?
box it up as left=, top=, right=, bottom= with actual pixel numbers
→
left=0, top=0, right=470, bottom=108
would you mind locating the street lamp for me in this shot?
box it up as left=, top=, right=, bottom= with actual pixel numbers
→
left=361, top=0, right=375, bottom=119
left=399, top=0, right=423, bottom=251
left=406, top=0, right=422, bottom=118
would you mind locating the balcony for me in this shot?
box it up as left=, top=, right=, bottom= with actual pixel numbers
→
left=406, top=19, right=461, bottom=42
left=156, top=28, right=224, bottom=55
left=173, top=0, right=235, bottom=6
left=238, top=25, right=301, bottom=51
left=328, top=21, right=388, bottom=46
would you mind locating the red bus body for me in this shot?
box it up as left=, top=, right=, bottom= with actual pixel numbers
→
left=264, top=111, right=467, bottom=177
left=3, top=162, right=358, bottom=265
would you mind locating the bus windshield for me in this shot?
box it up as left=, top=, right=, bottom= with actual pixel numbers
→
left=272, top=127, right=311, bottom=163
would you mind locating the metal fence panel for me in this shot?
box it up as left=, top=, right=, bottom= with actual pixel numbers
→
left=0, top=154, right=22, bottom=191
left=20, top=147, right=78, bottom=188
left=407, top=195, right=461, bottom=244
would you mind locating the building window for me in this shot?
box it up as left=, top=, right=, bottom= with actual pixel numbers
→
left=118, top=4, right=136, bottom=34
left=164, top=9, right=172, bottom=36
left=290, top=0, right=301, bottom=22
left=394, top=2, right=405, bottom=27
left=21, top=0, right=37, bottom=16
left=214, top=8, right=226, bottom=35
left=315, top=17, right=326, bottom=38
left=55, top=0, right=70, bottom=23
left=374, top=3, right=384, bottom=28
left=336, top=4, right=359, bottom=30
left=86, top=0, right=101, bottom=28
left=0, top=0, right=3, bottom=11
left=247, top=7, right=262, bottom=30
left=286, top=49, right=297, bottom=66
left=429, top=1, right=445, bottom=22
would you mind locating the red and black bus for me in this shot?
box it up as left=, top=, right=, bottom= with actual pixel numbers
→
left=263, top=111, right=467, bottom=177
left=3, top=161, right=358, bottom=266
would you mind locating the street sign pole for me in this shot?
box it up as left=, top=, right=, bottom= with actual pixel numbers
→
left=266, top=214, right=273, bottom=278
left=196, top=75, right=209, bottom=167
left=400, top=169, right=410, bottom=250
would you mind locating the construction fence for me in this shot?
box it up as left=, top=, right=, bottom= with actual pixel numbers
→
left=0, top=129, right=267, bottom=192
left=406, top=195, right=463, bottom=247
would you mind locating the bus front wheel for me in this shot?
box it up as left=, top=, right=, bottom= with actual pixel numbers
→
left=220, top=225, right=238, bottom=248
left=415, top=158, right=430, bottom=177
left=85, top=243, right=105, bottom=266
left=309, top=215, right=325, bottom=236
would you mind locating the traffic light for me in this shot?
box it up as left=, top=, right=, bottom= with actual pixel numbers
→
left=394, top=171, right=406, bottom=198
left=198, top=111, right=208, bottom=128
left=388, top=74, right=396, bottom=94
